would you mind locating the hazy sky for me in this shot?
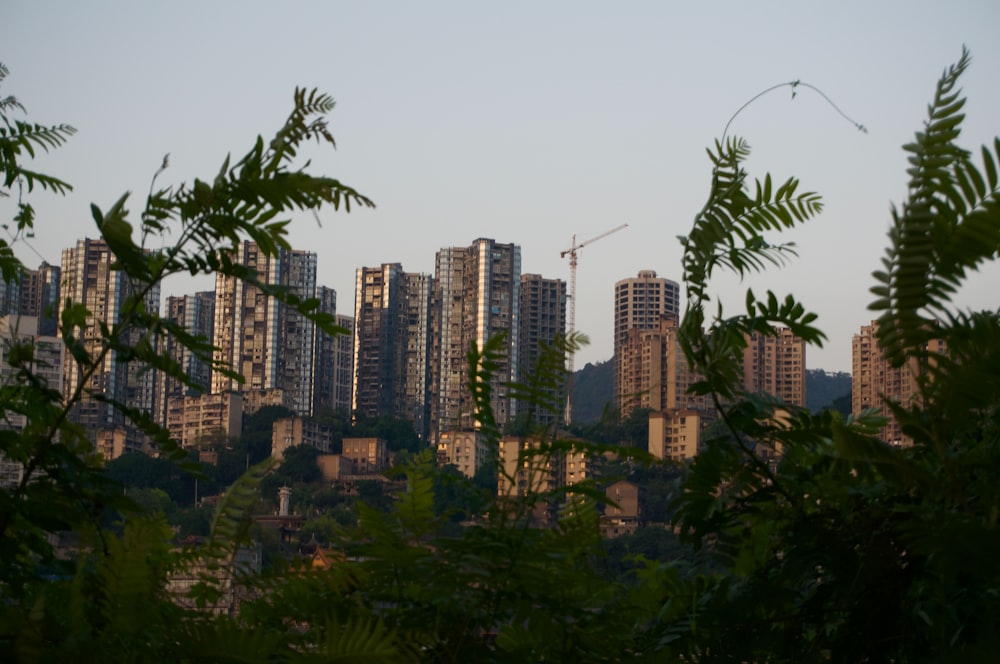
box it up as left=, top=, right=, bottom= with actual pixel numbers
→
left=4, top=1, right=999, bottom=372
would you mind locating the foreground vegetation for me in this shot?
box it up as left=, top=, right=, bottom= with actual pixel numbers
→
left=1, top=49, right=999, bottom=661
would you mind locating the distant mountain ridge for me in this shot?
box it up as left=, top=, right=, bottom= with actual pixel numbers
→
left=571, top=361, right=852, bottom=424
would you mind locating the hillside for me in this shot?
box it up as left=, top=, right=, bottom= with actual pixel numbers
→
left=571, top=362, right=853, bottom=423
left=571, top=359, right=613, bottom=423
left=806, top=369, right=852, bottom=413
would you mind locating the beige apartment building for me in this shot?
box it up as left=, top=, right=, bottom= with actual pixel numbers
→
left=602, top=479, right=640, bottom=537
left=165, top=392, right=243, bottom=449
left=497, top=435, right=590, bottom=498
left=271, top=416, right=334, bottom=460
left=743, top=328, right=807, bottom=407
left=617, top=314, right=711, bottom=417
left=648, top=409, right=702, bottom=461
left=613, top=270, right=680, bottom=413
left=852, top=320, right=947, bottom=446
left=436, top=430, right=489, bottom=479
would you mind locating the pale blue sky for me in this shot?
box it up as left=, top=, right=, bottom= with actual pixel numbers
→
left=4, top=1, right=999, bottom=372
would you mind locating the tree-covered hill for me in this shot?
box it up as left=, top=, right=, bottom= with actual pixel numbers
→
left=806, top=368, right=852, bottom=412
left=572, top=361, right=853, bottom=422
left=571, top=358, right=613, bottom=423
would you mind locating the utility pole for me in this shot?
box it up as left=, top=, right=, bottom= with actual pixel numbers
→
left=560, top=223, right=628, bottom=424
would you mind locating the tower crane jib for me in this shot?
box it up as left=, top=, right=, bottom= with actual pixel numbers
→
left=559, top=222, right=628, bottom=423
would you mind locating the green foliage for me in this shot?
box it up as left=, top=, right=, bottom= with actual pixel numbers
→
left=664, top=48, right=1000, bottom=661
left=0, top=68, right=417, bottom=660
left=241, top=405, right=295, bottom=463
left=569, top=357, right=613, bottom=424
left=276, top=444, right=322, bottom=484
left=352, top=412, right=425, bottom=452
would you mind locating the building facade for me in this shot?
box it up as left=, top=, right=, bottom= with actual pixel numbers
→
left=157, top=292, right=215, bottom=426
left=333, top=314, right=354, bottom=415
left=743, top=327, right=807, bottom=407
left=648, top=408, right=702, bottom=461
left=352, top=265, right=433, bottom=438
left=431, top=239, right=521, bottom=437
left=353, top=264, right=406, bottom=421
left=211, top=241, right=319, bottom=416
left=617, top=314, right=710, bottom=417
left=402, top=272, right=433, bottom=438
left=517, top=274, right=567, bottom=428
left=0, top=315, right=63, bottom=430
left=309, top=285, right=340, bottom=416
left=0, top=262, right=61, bottom=336
left=851, top=320, right=946, bottom=446
left=435, top=430, right=489, bottom=478
left=165, top=392, right=243, bottom=449
left=613, top=271, right=680, bottom=412
left=60, top=238, right=160, bottom=435
left=341, top=437, right=389, bottom=475
left=271, top=416, right=334, bottom=460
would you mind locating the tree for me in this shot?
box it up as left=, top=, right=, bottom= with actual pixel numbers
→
left=275, top=444, right=322, bottom=485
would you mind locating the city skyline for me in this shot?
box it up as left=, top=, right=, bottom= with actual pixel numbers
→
left=4, top=2, right=1000, bottom=373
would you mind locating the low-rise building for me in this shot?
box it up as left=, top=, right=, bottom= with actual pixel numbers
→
left=165, top=392, right=243, bottom=449
left=436, top=430, right=489, bottom=478
left=602, top=479, right=640, bottom=537
left=648, top=409, right=702, bottom=461
left=271, top=416, right=334, bottom=460
left=342, top=437, right=389, bottom=475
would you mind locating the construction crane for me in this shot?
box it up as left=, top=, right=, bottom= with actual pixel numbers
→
left=560, top=222, right=628, bottom=423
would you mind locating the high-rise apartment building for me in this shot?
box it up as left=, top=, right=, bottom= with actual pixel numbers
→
left=0, top=262, right=61, bottom=336
left=518, top=273, right=567, bottom=427
left=402, top=272, right=433, bottom=438
left=211, top=241, right=318, bottom=416
left=352, top=265, right=433, bottom=437
left=60, top=238, right=160, bottom=434
left=277, top=250, right=318, bottom=416
left=617, top=314, right=710, bottom=417
left=212, top=241, right=278, bottom=396
left=431, top=239, right=521, bottom=438
left=613, top=271, right=680, bottom=412
left=0, top=315, right=63, bottom=431
left=157, top=292, right=215, bottom=425
left=353, top=264, right=405, bottom=420
left=852, top=320, right=946, bottom=446
left=743, top=328, right=807, bottom=407
left=310, top=286, right=340, bottom=416
left=333, top=313, right=354, bottom=415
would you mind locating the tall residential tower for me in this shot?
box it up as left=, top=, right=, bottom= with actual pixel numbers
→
left=431, top=238, right=521, bottom=438
left=613, top=270, right=680, bottom=415
left=60, top=238, right=160, bottom=435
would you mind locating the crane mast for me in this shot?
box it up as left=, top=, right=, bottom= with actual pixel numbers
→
left=559, top=223, right=628, bottom=423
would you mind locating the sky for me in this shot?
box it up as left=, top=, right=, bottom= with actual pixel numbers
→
left=3, top=1, right=999, bottom=373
